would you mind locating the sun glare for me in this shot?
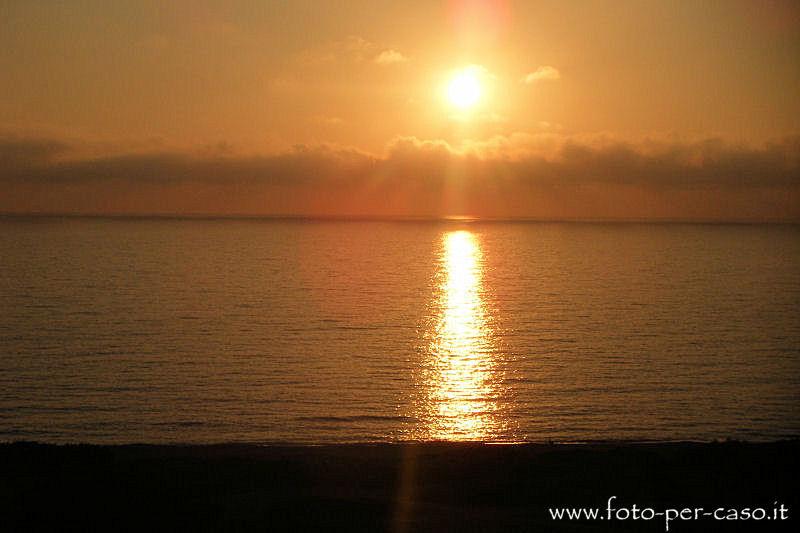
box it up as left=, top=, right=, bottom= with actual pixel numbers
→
left=447, top=68, right=481, bottom=109
left=415, top=230, right=507, bottom=441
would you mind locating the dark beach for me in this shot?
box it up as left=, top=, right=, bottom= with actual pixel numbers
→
left=2, top=440, right=797, bottom=532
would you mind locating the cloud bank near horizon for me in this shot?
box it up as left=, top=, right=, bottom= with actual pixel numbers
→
left=1, top=133, right=798, bottom=221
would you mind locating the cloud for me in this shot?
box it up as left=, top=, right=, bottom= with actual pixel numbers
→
left=301, top=36, right=408, bottom=66
left=1, top=134, right=798, bottom=220
left=522, top=66, right=561, bottom=84
left=536, top=121, right=563, bottom=131
left=338, top=35, right=374, bottom=58
left=298, top=35, right=375, bottom=64
left=0, top=137, right=68, bottom=169
left=374, top=49, right=409, bottom=65
left=299, top=35, right=409, bottom=66
left=313, top=116, right=344, bottom=126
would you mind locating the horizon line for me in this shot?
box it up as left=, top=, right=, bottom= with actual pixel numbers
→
left=1, top=211, right=798, bottom=225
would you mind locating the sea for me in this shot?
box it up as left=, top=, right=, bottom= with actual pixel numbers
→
left=1, top=216, right=798, bottom=444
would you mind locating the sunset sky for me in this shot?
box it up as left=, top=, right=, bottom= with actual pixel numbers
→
left=1, top=0, right=798, bottom=220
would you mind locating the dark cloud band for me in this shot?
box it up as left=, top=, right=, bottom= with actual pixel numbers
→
left=1, top=134, right=798, bottom=220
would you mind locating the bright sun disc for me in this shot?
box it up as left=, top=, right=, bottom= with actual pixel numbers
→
left=447, top=69, right=481, bottom=109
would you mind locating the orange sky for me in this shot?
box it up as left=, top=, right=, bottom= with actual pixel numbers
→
left=1, top=0, right=798, bottom=219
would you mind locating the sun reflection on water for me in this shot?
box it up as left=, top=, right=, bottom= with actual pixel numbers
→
left=418, top=230, right=505, bottom=441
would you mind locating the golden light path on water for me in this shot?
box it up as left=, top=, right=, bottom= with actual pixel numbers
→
left=418, top=230, right=507, bottom=441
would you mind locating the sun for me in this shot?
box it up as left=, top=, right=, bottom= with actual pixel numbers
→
left=447, top=68, right=482, bottom=109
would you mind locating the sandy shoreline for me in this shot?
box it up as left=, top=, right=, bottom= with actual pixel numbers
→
left=2, top=440, right=798, bottom=531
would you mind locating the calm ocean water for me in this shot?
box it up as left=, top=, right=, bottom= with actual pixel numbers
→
left=0, top=217, right=798, bottom=444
